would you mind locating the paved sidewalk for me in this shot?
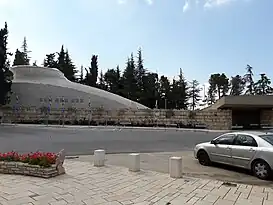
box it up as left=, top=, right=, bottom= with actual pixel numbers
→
left=75, top=152, right=272, bottom=186
left=0, top=161, right=272, bottom=205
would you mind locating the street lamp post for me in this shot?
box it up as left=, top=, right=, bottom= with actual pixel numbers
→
left=61, top=96, right=65, bottom=127
left=154, top=99, right=159, bottom=127
left=40, top=97, right=43, bottom=124
left=104, top=106, right=108, bottom=127
left=47, top=96, right=52, bottom=126
left=15, top=95, right=19, bottom=125
left=88, top=97, right=91, bottom=127
left=57, top=98, right=61, bottom=125
left=73, top=98, right=77, bottom=125
left=161, top=93, right=167, bottom=110
left=155, top=111, right=159, bottom=128
left=201, top=84, right=207, bottom=107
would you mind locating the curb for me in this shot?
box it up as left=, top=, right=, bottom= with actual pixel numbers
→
left=65, top=156, right=79, bottom=159
left=0, top=123, right=227, bottom=133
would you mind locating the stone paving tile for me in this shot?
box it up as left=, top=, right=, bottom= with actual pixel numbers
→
left=0, top=160, right=272, bottom=205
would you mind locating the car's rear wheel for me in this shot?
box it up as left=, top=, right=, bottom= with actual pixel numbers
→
left=252, top=160, right=271, bottom=180
left=197, top=150, right=211, bottom=166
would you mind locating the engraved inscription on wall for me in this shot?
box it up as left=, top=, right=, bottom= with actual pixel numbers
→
left=40, top=97, right=84, bottom=103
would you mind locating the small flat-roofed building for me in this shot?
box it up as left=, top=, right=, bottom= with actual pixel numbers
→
left=205, top=95, right=273, bottom=129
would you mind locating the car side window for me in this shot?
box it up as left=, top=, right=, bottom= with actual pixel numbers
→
left=233, top=134, right=258, bottom=147
left=215, top=134, right=235, bottom=145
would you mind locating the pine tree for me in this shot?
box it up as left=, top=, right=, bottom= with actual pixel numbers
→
left=43, top=53, right=58, bottom=68
left=57, top=45, right=65, bottom=73
left=158, top=75, right=171, bottom=109
left=169, top=68, right=189, bottom=109
left=141, top=72, right=158, bottom=108
left=244, top=64, right=255, bottom=95
left=115, top=65, right=123, bottom=96
left=104, top=68, right=118, bottom=93
left=176, top=68, right=189, bottom=109
left=98, top=70, right=107, bottom=90
left=188, top=80, right=201, bottom=110
left=116, top=65, right=121, bottom=79
left=219, top=73, right=230, bottom=96
left=0, top=22, right=13, bottom=105
left=85, top=55, right=99, bottom=87
left=13, top=49, right=25, bottom=66
left=135, top=48, right=146, bottom=103
left=122, top=56, right=137, bottom=101
left=90, top=55, right=98, bottom=86
left=12, top=37, right=31, bottom=66
left=78, top=65, right=84, bottom=84
left=63, top=49, right=77, bottom=82
left=254, top=73, right=273, bottom=95
left=21, top=37, right=31, bottom=65
left=208, top=73, right=229, bottom=99
left=208, top=74, right=217, bottom=101
left=230, top=75, right=245, bottom=96
left=206, top=86, right=216, bottom=105
left=52, top=46, right=77, bottom=82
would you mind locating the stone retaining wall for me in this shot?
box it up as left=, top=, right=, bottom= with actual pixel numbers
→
left=0, top=162, right=59, bottom=178
left=0, top=107, right=232, bottom=130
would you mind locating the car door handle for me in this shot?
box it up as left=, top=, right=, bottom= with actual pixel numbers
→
left=249, top=148, right=255, bottom=152
left=226, top=147, right=231, bottom=150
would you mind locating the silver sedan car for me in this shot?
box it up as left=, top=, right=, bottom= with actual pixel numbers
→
left=194, top=131, right=273, bottom=180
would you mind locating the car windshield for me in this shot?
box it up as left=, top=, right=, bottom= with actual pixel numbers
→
left=259, top=134, right=273, bottom=146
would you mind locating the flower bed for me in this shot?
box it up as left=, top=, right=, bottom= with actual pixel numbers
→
left=0, top=150, right=66, bottom=178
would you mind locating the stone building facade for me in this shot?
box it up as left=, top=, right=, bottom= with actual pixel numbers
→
left=1, top=107, right=232, bottom=130
left=2, top=106, right=273, bottom=130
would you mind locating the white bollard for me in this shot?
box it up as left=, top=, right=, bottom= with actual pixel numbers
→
left=94, top=149, right=105, bottom=167
left=169, top=156, right=182, bottom=178
left=128, top=153, right=140, bottom=172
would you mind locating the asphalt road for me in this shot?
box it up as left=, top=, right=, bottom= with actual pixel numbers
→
left=0, top=125, right=225, bottom=155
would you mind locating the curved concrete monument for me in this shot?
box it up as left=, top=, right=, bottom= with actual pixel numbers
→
left=9, top=65, right=148, bottom=109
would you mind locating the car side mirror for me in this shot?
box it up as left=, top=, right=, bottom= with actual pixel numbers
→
left=211, top=140, right=217, bottom=144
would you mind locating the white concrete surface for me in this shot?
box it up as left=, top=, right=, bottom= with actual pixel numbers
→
left=0, top=160, right=271, bottom=205
left=9, top=65, right=148, bottom=109
left=94, top=149, right=105, bottom=167
left=169, top=156, right=183, bottom=178
left=128, top=153, right=140, bottom=172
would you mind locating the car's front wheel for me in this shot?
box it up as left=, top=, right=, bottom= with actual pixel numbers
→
left=252, top=160, right=271, bottom=180
left=197, top=150, right=211, bottom=166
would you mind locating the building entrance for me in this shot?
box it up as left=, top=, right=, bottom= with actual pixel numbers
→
left=232, top=109, right=261, bottom=129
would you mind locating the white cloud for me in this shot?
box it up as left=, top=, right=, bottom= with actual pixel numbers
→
left=117, top=0, right=127, bottom=4
left=204, top=0, right=235, bottom=8
left=117, top=0, right=248, bottom=11
left=145, top=0, right=153, bottom=5
left=117, top=0, right=153, bottom=5
left=183, top=0, right=190, bottom=12
left=181, top=0, right=251, bottom=12
left=0, top=0, right=13, bottom=6
left=0, top=0, right=25, bottom=8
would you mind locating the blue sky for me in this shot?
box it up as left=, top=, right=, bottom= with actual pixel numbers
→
left=1, top=0, right=272, bottom=87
